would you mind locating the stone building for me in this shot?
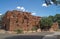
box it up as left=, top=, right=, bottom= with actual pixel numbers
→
left=2, top=10, right=41, bottom=31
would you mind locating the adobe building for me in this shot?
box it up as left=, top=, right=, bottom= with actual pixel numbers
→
left=2, top=10, right=41, bottom=31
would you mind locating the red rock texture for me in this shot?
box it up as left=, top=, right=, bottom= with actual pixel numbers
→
left=51, top=22, right=59, bottom=31
left=2, top=10, right=41, bottom=31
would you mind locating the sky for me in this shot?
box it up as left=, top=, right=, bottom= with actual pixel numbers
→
left=0, top=0, right=60, bottom=17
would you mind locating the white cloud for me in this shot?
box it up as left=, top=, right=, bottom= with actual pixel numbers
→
left=16, top=6, right=25, bottom=11
left=20, top=7, right=25, bottom=11
left=31, top=12, right=36, bottom=15
left=20, top=7, right=24, bottom=10
left=0, top=14, right=2, bottom=15
left=16, top=6, right=36, bottom=15
left=50, top=1, right=54, bottom=4
left=17, top=6, right=21, bottom=9
left=42, top=3, right=48, bottom=7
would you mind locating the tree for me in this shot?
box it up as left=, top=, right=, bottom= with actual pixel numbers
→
left=44, top=0, right=60, bottom=6
left=40, top=17, right=53, bottom=31
left=0, top=14, right=5, bottom=21
left=54, top=14, right=60, bottom=28
left=55, top=14, right=60, bottom=19
left=0, top=15, right=4, bottom=29
left=48, top=16, right=54, bottom=21
left=0, top=15, right=2, bottom=21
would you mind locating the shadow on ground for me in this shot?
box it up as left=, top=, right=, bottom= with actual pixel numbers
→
left=5, top=35, right=44, bottom=39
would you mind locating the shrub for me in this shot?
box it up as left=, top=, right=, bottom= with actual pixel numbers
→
left=15, top=29, right=23, bottom=34
left=31, top=26, right=37, bottom=31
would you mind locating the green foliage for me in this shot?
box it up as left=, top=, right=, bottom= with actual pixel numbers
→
left=57, top=20, right=60, bottom=25
left=54, top=14, right=60, bottom=26
left=52, top=0, right=57, bottom=5
left=0, top=14, right=5, bottom=21
left=44, top=0, right=60, bottom=6
left=41, top=17, right=53, bottom=26
left=40, top=17, right=53, bottom=29
left=15, top=29, right=23, bottom=34
left=0, top=15, right=2, bottom=21
left=31, top=26, right=37, bottom=31
left=40, top=14, right=60, bottom=30
left=48, top=16, right=54, bottom=21
left=55, top=14, right=60, bottom=20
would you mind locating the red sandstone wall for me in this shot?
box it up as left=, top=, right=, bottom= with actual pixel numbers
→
left=2, top=10, right=41, bottom=31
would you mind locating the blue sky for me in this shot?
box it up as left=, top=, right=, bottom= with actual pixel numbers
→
left=0, top=0, right=60, bottom=17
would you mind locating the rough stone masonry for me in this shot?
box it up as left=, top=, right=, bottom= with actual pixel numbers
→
left=2, top=10, right=41, bottom=31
